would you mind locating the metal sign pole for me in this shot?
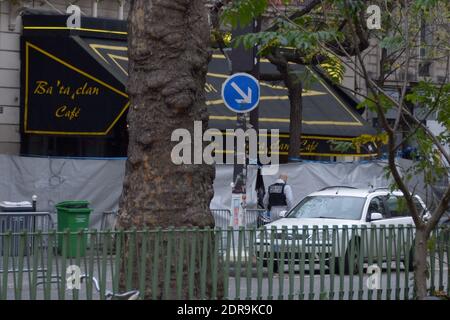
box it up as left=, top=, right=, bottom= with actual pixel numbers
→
left=230, top=19, right=260, bottom=228
left=231, top=111, right=247, bottom=227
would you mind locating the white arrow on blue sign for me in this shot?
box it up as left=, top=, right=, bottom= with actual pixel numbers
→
left=221, top=72, right=260, bottom=113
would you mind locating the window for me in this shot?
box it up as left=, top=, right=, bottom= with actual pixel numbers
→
left=419, top=62, right=431, bottom=77
left=287, top=196, right=366, bottom=220
left=386, top=196, right=410, bottom=217
left=368, top=197, right=387, bottom=218
left=419, top=18, right=433, bottom=78
left=385, top=196, right=426, bottom=217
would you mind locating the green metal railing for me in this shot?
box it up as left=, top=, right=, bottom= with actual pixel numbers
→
left=0, top=225, right=448, bottom=300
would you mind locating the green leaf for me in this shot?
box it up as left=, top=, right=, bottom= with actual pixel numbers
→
left=328, top=140, right=355, bottom=152
left=221, top=0, right=269, bottom=28
left=319, top=54, right=345, bottom=84
left=413, top=0, right=439, bottom=11
left=380, top=35, right=405, bottom=51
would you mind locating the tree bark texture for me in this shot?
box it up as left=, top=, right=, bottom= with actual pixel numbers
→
left=119, top=0, right=214, bottom=230
left=117, top=0, right=218, bottom=299
left=414, top=228, right=430, bottom=299
left=286, top=72, right=302, bottom=160
left=271, top=57, right=302, bottom=161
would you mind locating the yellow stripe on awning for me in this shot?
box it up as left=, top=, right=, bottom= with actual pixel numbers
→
left=208, top=115, right=363, bottom=126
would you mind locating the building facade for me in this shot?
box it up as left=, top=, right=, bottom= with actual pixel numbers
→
left=0, top=0, right=129, bottom=155
left=1, top=1, right=447, bottom=161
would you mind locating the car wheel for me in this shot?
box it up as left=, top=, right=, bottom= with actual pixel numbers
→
left=330, top=239, right=360, bottom=275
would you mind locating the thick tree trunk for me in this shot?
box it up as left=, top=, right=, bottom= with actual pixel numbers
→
left=287, top=75, right=302, bottom=160
left=268, top=52, right=303, bottom=162
left=414, top=228, right=429, bottom=299
left=118, top=0, right=217, bottom=299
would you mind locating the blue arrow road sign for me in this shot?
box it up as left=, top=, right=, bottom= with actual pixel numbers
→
left=221, top=73, right=260, bottom=113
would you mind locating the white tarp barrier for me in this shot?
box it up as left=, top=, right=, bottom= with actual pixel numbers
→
left=210, top=164, right=258, bottom=210
left=0, top=155, right=126, bottom=229
left=259, top=161, right=394, bottom=206
left=0, top=156, right=256, bottom=229
left=1, top=155, right=436, bottom=229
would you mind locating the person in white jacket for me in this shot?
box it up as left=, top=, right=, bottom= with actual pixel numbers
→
left=263, top=174, right=293, bottom=221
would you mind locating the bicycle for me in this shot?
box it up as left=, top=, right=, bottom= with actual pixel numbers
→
left=80, top=275, right=140, bottom=300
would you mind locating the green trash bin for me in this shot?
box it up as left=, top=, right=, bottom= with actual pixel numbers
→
left=56, top=200, right=92, bottom=257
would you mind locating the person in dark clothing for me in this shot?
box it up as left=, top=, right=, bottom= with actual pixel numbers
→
left=263, top=174, right=293, bottom=221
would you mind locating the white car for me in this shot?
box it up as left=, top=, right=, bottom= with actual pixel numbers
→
left=256, top=186, right=429, bottom=274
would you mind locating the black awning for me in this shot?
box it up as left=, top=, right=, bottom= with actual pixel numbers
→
left=21, top=35, right=129, bottom=135
left=20, top=13, right=377, bottom=158
left=206, top=54, right=375, bottom=137
left=76, top=39, right=375, bottom=137
left=76, top=37, right=129, bottom=86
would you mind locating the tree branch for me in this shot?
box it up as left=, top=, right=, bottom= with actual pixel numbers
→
left=266, top=0, right=322, bottom=32
left=426, top=183, right=450, bottom=235
left=280, top=50, right=328, bottom=65
left=393, top=9, right=411, bottom=132
left=343, top=0, right=424, bottom=229
left=259, top=73, right=284, bottom=81
left=392, top=74, right=449, bottom=153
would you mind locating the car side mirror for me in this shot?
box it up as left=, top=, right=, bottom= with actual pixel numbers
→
left=279, top=210, right=287, bottom=218
left=370, top=212, right=383, bottom=221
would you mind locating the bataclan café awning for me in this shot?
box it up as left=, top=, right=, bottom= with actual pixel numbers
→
left=20, top=11, right=377, bottom=161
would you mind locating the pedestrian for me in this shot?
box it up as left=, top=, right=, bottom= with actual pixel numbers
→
left=263, top=173, right=293, bottom=221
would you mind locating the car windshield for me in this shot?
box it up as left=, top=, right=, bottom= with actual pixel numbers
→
left=286, top=196, right=366, bottom=220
